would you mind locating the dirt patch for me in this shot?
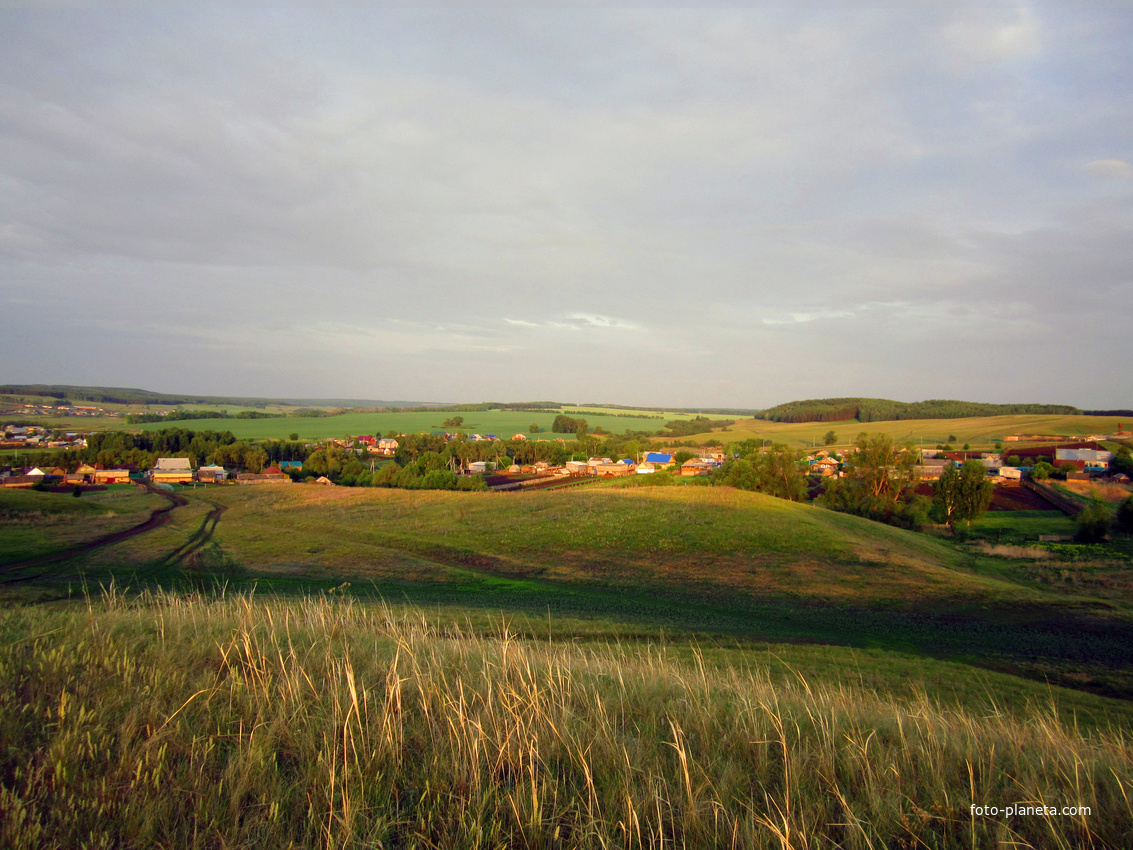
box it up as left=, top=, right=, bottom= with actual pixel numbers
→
left=989, top=485, right=1053, bottom=511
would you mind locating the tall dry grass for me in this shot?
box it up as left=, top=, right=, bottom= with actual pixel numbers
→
left=1, top=588, right=1130, bottom=848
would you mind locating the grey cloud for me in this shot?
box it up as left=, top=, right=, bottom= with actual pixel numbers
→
left=1, top=6, right=1131, bottom=407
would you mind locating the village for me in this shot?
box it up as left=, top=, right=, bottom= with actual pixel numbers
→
left=2, top=421, right=1127, bottom=498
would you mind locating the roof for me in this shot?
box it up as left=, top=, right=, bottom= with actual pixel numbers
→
left=1055, top=449, right=1113, bottom=462
left=644, top=453, right=673, bottom=464
left=155, top=458, right=192, bottom=470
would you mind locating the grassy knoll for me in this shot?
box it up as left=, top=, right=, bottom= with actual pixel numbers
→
left=22, top=483, right=1130, bottom=699
left=144, top=485, right=1006, bottom=604
left=0, top=590, right=1128, bottom=848
left=683, top=414, right=1128, bottom=449
left=0, top=486, right=165, bottom=566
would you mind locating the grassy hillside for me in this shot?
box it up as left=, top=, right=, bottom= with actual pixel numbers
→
left=26, top=484, right=1121, bottom=699
left=86, top=485, right=987, bottom=601
left=0, top=590, right=1128, bottom=848
left=0, top=487, right=165, bottom=565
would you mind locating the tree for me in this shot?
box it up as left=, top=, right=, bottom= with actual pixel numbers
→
left=933, top=460, right=993, bottom=529
left=847, top=432, right=917, bottom=503
left=289, top=432, right=299, bottom=442
left=1074, top=500, right=1110, bottom=543
left=1117, top=496, right=1133, bottom=533
left=1031, top=461, right=1054, bottom=480
left=529, top=423, right=540, bottom=433
left=948, top=434, right=958, bottom=443
left=1007, top=455, right=1022, bottom=467
left=821, top=432, right=924, bottom=528
left=443, top=416, right=465, bottom=428
left=1112, top=447, right=1133, bottom=478
left=756, top=444, right=807, bottom=501
left=673, top=450, right=695, bottom=465
left=823, top=430, right=837, bottom=446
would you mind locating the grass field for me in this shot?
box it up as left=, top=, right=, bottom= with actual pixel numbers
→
left=0, top=486, right=165, bottom=565
left=128, top=407, right=682, bottom=441
left=683, top=414, right=1129, bottom=449
left=7, top=482, right=1130, bottom=701
left=0, top=589, right=1129, bottom=848
left=4, top=478, right=1133, bottom=846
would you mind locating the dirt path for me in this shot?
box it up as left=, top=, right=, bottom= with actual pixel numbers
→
left=0, top=484, right=190, bottom=578
left=163, top=498, right=227, bottom=566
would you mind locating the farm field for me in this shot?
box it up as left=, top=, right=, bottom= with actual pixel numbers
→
left=680, top=414, right=1129, bottom=449
left=130, top=407, right=681, bottom=441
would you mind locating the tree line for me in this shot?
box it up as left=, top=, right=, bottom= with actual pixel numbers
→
left=760, top=397, right=1080, bottom=424
left=125, top=410, right=284, bottom=424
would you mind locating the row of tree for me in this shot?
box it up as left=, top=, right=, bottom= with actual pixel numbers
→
left=760, top=397, right=1080, bottom=424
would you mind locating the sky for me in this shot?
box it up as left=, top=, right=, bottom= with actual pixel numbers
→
left=1, top=3, right=1131, bottom=409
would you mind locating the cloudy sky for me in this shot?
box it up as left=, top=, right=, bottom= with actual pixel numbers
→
left=1, top=3, right=1130, bottom=409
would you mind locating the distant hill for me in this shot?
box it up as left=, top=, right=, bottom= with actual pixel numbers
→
left=0, top=384, right=435, bottom=410
left=758, top=397, right=1081, bottom=424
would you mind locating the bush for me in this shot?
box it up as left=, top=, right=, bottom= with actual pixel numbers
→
left=1117, top=496, right=1133, bottom=534
left=1074, top=501, right=1111, bottom=543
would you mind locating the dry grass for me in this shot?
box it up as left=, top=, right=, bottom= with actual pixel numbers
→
left=1, top=589, right=1130, bottom=849
left=1062, top=481, right=1132, bottom=505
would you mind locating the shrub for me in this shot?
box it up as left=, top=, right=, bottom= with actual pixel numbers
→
left=1074, top=501, right=1111, bottom=543
left=1117, top=496, right=1133, bottom=533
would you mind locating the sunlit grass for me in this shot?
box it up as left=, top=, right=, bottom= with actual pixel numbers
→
left=1, top=588, right=1129, bottom=849
left=0, top=487, right=165, bottom=564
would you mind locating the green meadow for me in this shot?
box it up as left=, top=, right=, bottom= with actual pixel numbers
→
left=129, top=407, right=681, bottom=441
left=3, top=481, right=1133, bottom=847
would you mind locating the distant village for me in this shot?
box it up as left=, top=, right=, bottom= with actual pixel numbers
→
left=2, top=423, right=1128, bottom=492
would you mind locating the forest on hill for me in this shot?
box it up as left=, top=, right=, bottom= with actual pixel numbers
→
left=759, top=397, right=1082, bottom=424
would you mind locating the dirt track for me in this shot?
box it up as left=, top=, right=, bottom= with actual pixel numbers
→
left=0, top=484, right=191, bottom=577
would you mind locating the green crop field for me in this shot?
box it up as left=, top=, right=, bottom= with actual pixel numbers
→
left=686, top=414, right=1129, bottom=449
left=130, top=407, right=687, bottom=441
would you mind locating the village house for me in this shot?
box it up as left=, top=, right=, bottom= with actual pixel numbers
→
left=151, top=458, right=194, bottom=485
left=93, top=469, right=131, bottom=484
left=1055, top=448, right=1114, bottom=470
left=196, top=465, right=228, bottom=483
left=235, top=466, right=290, bottom=484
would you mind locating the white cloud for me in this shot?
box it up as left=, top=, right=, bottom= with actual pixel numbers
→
left=1086, top=159, right=1133, bottom=179
left=938, top=5, right=1042, bottom=68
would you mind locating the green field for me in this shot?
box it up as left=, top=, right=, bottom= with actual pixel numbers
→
left=0, top=486, right=165, bottom=565
left=3, top=478, right=1133, bottom=846
left=1, top=590, right=1129, bottom=848
left=130, top=407, right=682, bottom=440
left=6, top=481, right=1131, bottom=699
